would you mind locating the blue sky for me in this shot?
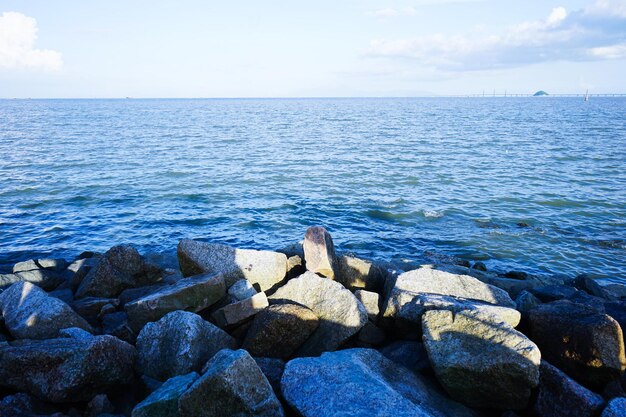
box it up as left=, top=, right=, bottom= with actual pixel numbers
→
left=1, top=0, right=625, bottom=97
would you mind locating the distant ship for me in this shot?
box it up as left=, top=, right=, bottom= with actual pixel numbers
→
left=584, top=90, right=589, bottom=101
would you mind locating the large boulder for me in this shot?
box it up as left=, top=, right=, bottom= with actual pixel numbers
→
left=602, top=397, right=626, bottom=417
left=242, top=303, right=319, bottom=359
left=0, top=282, right=92, bottom=339
left=76, top=245, right=154, bottom=298
left=131, top=372, right=199, bottom=417
left=177, top=239, right=287, bottom=292
left=0, top=330, right=136, bottom=402
left=125, top=272, right=225, bottom=332
left=281, top=348, right=480, bottom=417
left=303, top=226, right=338, bottom=279
left=211, top=292, right=269, bottom=328
left=269, top=272, right=367, bottom=356
left=136, top=311, right=236, bottom=381
left=533, top=360, right=605, bottom=417
left=422, top=310, right=541, bottom=409
left=529, top=300, right=626, bottom=389
left=383, top=267, right=517, bottom=327
left=337, top=255, right=386, bottom=292
left=178, top=349, right=284, bottom=417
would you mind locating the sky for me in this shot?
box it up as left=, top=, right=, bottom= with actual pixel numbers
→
left=1, top=0, right=625, bottom=97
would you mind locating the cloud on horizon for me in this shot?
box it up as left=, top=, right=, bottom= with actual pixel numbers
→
left=365, top=0, right=626, bottom=71
left=0, top=12, right=63, bottom=71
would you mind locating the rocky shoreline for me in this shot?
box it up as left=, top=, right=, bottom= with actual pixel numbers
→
left=0, top=226, right=625, bottom=417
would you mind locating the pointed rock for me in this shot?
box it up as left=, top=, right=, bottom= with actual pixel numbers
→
left=303, top=226, right=338, bottom=279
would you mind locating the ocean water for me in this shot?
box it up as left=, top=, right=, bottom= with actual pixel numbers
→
left=0, top=98, right=624, bottom=281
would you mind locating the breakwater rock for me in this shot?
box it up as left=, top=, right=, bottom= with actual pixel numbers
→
left=0, top=226, right=625, bottom=416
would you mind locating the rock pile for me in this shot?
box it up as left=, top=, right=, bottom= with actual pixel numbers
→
left=0, top=227, right=625, bottom=417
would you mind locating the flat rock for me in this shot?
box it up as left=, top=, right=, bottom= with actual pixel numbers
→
left=177, top=239, right=287, bottom=292
left=131, top=372, right=199, bottom=417
left=178, top=349, right=284, bottom=417
left=0, top=269, right=67, bottom=291
left=422, top=310, right=541, bottom=409
left=0, top=282, right=92, bottom=339
left=337, top=255, right=385, bottom=292
left=269, top=271, right=367, bottom=356
left=355, top=289, right=380, bottom=321
left=602, top=397, right=626, bottom=417
left=0, top=332, right=136, bottom=402
left=137, top=311, right=236, bottom=381
left=212, top=292, right=269, bottom=328
left=125, top=272, right=225, bottom=332
left=303, top=226, right=338, bottom=279
left=242, top=303, right=319, bottom=359
left=529, top=300, right=626, bottom=389
left=533, top=360, right=605, bottom=417
left=228, top=279, right=257, bottom=301
left=13, top=258, right=68, bottom=273
left=281, top=348, right=481, bottom=417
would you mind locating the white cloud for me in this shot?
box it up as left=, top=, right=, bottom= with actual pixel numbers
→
left=0, top=12, right=62, bottom=71
left=366, top=0, right=626, bottom=71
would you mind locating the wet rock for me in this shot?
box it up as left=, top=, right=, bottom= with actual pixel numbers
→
left=515, top=290, right=541, bottom=316
left=586, top=278, right=626, bottom=301
left=422, top=310, right=541, bottom=409
left=355, top=289, right=380, bottom=321
left=136, top=311, right=236, bottom=381
left=281, top=348, right=480, bottom=417
left=211, top=292, right=269, bottom=328
left=602, top=397, right=626, bottom=417
left=131, top=372, right=199, bottom=417
left=125, top=272, right=225, bottom=332
left=379, top=340, right=430, bottom=373
left=303, top=226, right=338, bottom=279
left=504, top=271, right=529, bottom=280
left=269, top=271, right=367, bottom=356
left=228, top=279, right=257, bottom=301
left=337, top=255, right=385, bottom=292
left=472, top=261, right=487, bottom=271
left=530, top=285, right=578, bottom=302
left=534, top=360, right=605, bottom=417
left=253, top=357, right=285, bottom=394
left=178, top=349, right=284, bottom=417
left=177, top=239, right=287, bottom=292
left=529, top=300, right=626, bottom=389
left=242, top=303, right=319, bottom=359
left=0, top=332, right=135, bottom=402
left=0, top=282, right=92, bottom=339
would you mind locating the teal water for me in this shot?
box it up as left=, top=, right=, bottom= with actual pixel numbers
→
left=0, top=98, right=624, bottom=281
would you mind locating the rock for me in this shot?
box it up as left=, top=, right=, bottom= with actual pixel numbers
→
left=269, top=271, right=367, bottom=356
left=504, top=271, right=529, bottom=280
left=76, top=245, right=153, bottom=298
left=472, top=261, right=487, bottom=271
left=13, top=258, right=68, bottom=272
left=136, top=311, right=236, bottom=381
left=0, top=282, right=92, bottom=339
left=0, top=269, right=67, bottom=291
left=281, top=348, right=480, bottom=417
left=71, top=297, right=120, bottom=326
left=0, top=332, right=135, bottom=402
left=125, top=272, right=225, bottom=332
left=355, top=289, right=380, bottom=321
left=534, top=360, right=605, bottom=417
left=302, top=226, right=338, bottom=279
left=62, top=257, right=99, bottom=291
left=118, top=283, right=169, bottom=306
left=177, top=239, right=287, bottom=292
left=586, top=278, right=626, bottom=301
left=228, top=279, right=257, bottom=301
left=0, top=393, right=54, bottom=417
left=422, top=310, right=541, bottom=409
left=211, top=292, right=269, bottom=328
left=515, top=290, right=541, bottom=316
left=253, top=357, right=285, bottom=394
left=102, top=312, right=136, bottom=344
left=48, top=288, right=74, bottom=304
left=178, top=349, right=284, bottom=417
left=379, top=340, right=430, bottom=373
left=85, top=394, right=115, bottom=417
left=357, top=321, right=386, bottom=345
left=337, top=255, right=385, bottom=292
left=529, top=300, right=626, bottom=389
left=602, top=397, right=626, bottom=417
left=276, top=242, right=304, bottom=259
left=242, top=303, right=319, bottom=359
left=530, top=285, right=578, bottom=302
left=131, top=372, right=199, bottom=417
left=286, top=255, right=306, bottom=280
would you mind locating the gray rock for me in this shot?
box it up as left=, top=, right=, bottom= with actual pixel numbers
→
left=102, top=311, right=136, bottom=344
left=71, top=297, right=120, bottom=325
left=337, top=255, right=386, bottom=292
left=125, top=272, right=225, bottom=332
left=0, top=269, right=67, bottom=291
left=530, top=285, right=578, bottom=302
left=357, top=321, right=386, bottom=345
left=529, top=300, right=626, bottom=389
left=303, top=226, right=338, bottom=279
left=178, top=349, right=284, bottom=417
left=281, top=348, right=480, bottom=417
left=0, top=333, right=135, bottom=402
left=242, top=303, right=319, bottom=359
left=269, top=271, right=367, bottom=356
left=422, top=310, right=541, bottom=409
left=355, top=289, right=380, bottom=321
left=602, top=397, right=626, bottom=417
left=0, top=282, right=92, bottom=339
left=253, top=357, right=285, bottom=394
left=63, top=257, right=99, bottom=291
left=533, top=360, right=605, bottom=417
left=132, top=372, right=199, bottom=417
left=85, top=394, right=115, bottom=417
left=586, top=278, right=626, bottom=301
left=0, top=393, right=54, bottom=417
left=286, top=255, right=306, bottom=280
left=228, top=279, right=257, bottom=301
left=118, top=283, right=170, bottom=306
left=13, top=258, right=68, bottom=272
left=379, top=340, right=430, bottom=373
left=212, top=292, right=269, bottom=328
left=137, top=311, right=236, bottom=381
left=515, top=290, right=541, bottom=316
left=177, top=239, right=287, bottom=292
left=48, top=288, right=74, bottom=304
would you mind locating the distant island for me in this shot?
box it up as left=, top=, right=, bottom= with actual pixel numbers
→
left=533, top=90, right=549, bottom=96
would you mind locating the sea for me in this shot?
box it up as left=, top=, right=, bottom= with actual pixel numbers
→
left=0, top=97, right=624, bottom=282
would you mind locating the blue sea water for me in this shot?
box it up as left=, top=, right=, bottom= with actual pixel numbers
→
left=0, top=98, right=624, bottom=281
